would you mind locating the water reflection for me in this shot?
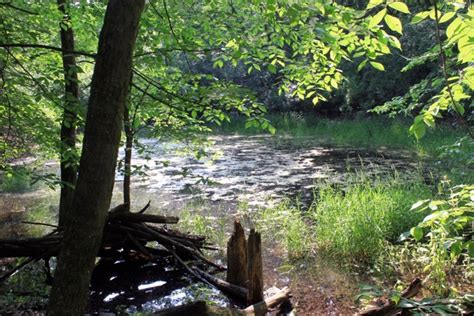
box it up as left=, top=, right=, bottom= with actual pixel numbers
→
left=89, top=253, right=231, bottom=313
left=117, top=135, right=418, bottom=211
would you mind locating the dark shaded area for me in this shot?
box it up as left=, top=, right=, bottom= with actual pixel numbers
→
left=89, top=253, right=193, bottom=312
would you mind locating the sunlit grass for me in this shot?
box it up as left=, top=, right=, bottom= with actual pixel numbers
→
left=177, top=207, right=228, bottom=252
left=238, top=199, right=315, bottom=260
left=235, top=172, right=433, bottom=265
left=311, top=179, right=431, bottom=264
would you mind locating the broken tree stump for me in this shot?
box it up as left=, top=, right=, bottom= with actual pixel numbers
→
left=247, top=228, right=263, bottom=306
left=226, top=219, right=248, bottom=288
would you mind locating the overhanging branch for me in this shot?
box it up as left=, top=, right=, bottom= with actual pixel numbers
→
left=0, top=43, right=96, bottom=58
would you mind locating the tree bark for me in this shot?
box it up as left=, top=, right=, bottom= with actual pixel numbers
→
left=226, top=219, right=248, bottom=288
left=47, top=0, right=145, bottom=314
left=247, top=229, right=263, bottom=306
left=57, top=0, right=79, bottom=228
left=123, top=98, right=133, bottom=209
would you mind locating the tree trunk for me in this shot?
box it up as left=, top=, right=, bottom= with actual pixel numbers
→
left=57, top=0, right=79, bottom=228
left=123, top=97, right=132, bottom=210
left=47, top=1, right=145, bottom=314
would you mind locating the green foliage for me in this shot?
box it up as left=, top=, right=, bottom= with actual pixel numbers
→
left=365, top=1, right=473, bottom=139
left=178, top=208, right=227, bottom=251
left=409, top=184, right=474, bottom=294
left=0, top=168, right=31, bottom=193
left=312, top=179, right=431, bottom=263
left=0, top=260, right=49, bottom=314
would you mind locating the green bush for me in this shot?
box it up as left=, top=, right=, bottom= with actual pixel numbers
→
left=0, top=170, right=31, bottom=193
left=409, top=184, right=474, bottom=294
left=312, top=180, right=431, bottom=263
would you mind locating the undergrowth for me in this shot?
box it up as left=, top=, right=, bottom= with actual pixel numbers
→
left=312, top=179, right=431, bottom=264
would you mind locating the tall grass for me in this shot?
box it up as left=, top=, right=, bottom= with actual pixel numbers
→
left=237, top=174, right=433, bottom=265
left=242, top=200, right=315, bottom=260
left=311, top=179, right=431, bottom=263
left=178, top=208, right=228, bottom=250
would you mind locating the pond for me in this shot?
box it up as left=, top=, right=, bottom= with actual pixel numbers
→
left=0, top=134, right=422, bottom=313
left=117, top=135, right=419, bottom=212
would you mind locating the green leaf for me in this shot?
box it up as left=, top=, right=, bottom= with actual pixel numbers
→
left=412, top=11, right=429, bottom=24
left=409, top=117, right=426, bottom=139
left=410, top=226, right=424, bottom=241
left=357, top=59, right=367, bottom=72
left=439, top=12, right=456, bottom=24
left=367, top=0, right=384, bottom=9
left=213, top=59, right=224, bottom=68
left=446, top=18, right=463, bottom=39
left=388, top=2, right=410, bottom=14
left=384, top=14, right=403, bottom=34
left=369, top=9, right=386, bottom=29
left=466, top=241, right=474, bottom=258
left=268, top=125, right=276, bottom=135
left=452, top=102, right=465, bottom=115
left=450, top=241, right=462, bottom=257
left=369, top=61, right=385, bottom=71
left=268, top=63, right=277, bottom=74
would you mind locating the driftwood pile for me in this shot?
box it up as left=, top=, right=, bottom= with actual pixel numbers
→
left=0, top=203, right=291, bottom=315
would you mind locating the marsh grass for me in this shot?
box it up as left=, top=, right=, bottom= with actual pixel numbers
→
left=311, top=179, right=431, bottom=264
left=178, top=208, right=228, bottom=252
left=239, top=199, right=315, bottom=260
left=236, top=172, right=433, bottom=266
left=215, top=113, right=465, bottom=156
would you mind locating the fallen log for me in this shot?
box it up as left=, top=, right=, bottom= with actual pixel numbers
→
left=359, top=278, right=422, bottom=316
left=243, top=286, right=291, bottom=315
left=194, top=267, right=248, bottom=299
left=109, top=212, right=179, bottom=224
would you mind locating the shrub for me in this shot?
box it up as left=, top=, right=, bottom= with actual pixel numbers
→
left=409, top=184, right=474, bottom=294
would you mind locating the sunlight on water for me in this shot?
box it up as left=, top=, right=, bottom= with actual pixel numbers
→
left=115, top=135, right=417, bottom=212
left=138, top=280, right=167, bottom=290
left=104, top=292, right=120, bottom=302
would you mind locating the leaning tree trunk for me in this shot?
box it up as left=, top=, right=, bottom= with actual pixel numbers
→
left=47, top=1, right=145, bottom=314
left=57, top=0, right=79, bottom=228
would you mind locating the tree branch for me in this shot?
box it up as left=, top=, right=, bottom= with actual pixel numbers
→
left=0, top=2, right=38, bottom=15
left=0, top=43, right=96, bottom=58
left=432, top=0, right=473, bottom=139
